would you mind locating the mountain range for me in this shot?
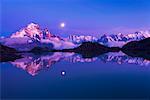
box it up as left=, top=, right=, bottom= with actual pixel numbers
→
left=0, top=23, right=150, bottom=51
left=0, top=23, right=150, bottom=61
left=68, top=30, right=150, bottom=47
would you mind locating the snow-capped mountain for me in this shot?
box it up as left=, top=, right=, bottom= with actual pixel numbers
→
left=0, top=23, right=77, bottom=51
left=68, top=30, right=150, bottom=47
left=1, top=22, right=150, bottom=50
left=68, top=35, right=98, bottom=44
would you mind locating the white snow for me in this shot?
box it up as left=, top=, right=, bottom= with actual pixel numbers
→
left=8, top=23, right=78, bottom=50
left=1, top=22, right=150, bottom=50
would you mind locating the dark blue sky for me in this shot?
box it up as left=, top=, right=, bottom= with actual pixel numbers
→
left=1, top=0, right=150, bottom=36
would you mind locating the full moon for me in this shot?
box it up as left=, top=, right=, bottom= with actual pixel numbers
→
left=61, top=71, right=66, bottom=76
left=60, top=22, right=65, bottom=28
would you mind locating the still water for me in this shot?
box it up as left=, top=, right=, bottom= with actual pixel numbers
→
left=1, top=52, right=150, bottom=98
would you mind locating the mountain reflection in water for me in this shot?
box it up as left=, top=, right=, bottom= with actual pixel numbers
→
left=9, top=52, right=150, bottom=76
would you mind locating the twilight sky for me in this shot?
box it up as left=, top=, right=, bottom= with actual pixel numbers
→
left=1, top=0, right=150, bottom=37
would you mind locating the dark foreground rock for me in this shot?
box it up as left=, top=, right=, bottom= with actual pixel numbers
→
left=29, top=47, right=51, bottom=54
left=53, top=42, right=120, bottom=58
left=122, top=37, right=150, bottom=60
left=0, top=44, right=22, bottom=62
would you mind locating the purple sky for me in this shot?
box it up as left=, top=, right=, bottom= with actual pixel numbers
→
left=1, top=0, right=150, bottom=37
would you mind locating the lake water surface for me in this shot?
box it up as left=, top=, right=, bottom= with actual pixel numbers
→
left=1, top=52, right=150, bottom=99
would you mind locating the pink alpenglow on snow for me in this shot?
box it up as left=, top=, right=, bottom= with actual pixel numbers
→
left=1, top=22, right=150, bottom=50
left=3, top=23, right=78, bottom=50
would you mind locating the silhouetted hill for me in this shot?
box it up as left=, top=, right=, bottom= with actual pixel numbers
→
left=53, top=42, right=120, bottom=58
left=0, top=44, right=22, bottom=62
left=30, top=47, right=51, bottom=54
left=122, top=37, right=150, bottom=60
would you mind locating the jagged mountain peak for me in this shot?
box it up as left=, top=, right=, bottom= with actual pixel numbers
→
left=10, top=22, right=61, bottom=41
left=11, top=23, right=42, bottom=38
left=68, top=30, right=150, bottom=47
left=2, top=22, right=150, bottom=50
left=2, top=23, right=77, bottom=50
